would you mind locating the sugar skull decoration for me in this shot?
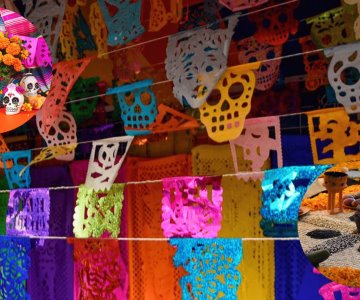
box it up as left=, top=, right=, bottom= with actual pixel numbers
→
left=20, top=74, right=40, bottom=97
left=165, top=15, right=237, bottom=108
left=106, top=79, right=158, bottom=135
left=237, top=37, right=282, bottom=91
left=249, top=0, right=298, bottom=46
left=307, top=6, right=356, bottom=48
left=199, top=62, right=260, bottom=143
left=325, top=43, right=360, bottom=113
left=299, top=36, right=328, bottom=91
left=219, top=0, right=269, bottom=12
left=3, top=83, right=25, bottom=115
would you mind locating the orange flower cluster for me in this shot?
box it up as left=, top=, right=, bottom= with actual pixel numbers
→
left=318, top=267, right=360, bottom=287
left=0, top=32, right=29, bottom=75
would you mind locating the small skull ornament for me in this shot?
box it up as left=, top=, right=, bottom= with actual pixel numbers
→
left=3, top=83, right=25, bottom=115
left=237, top=37, right=282, bottom=91
left=20, top=74, right=40, bottom=97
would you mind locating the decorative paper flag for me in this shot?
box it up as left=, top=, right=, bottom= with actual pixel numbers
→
left=170, top=238, right=242, bottom=299
left=41, top=57, right=91, bottom=131
left=74, top=9, right=97, bottom=57
left=344, top=0, right=360, bottom=39
left=307, top=6, right=356, bottom=48
left=0, top=236, right=30, bottom=300
left=319, top=281, right=360, bottom=299
left=73, top=184, right=124, bottom=238
left=7, top=188, right=50, bottom=237
left=249, top=0, right=298, bottom=46
left=106, top=80, right=158, bottom=135
left=199, top=63, right=260, bottom=143
left=219, top=0, right=268, bottom=11
left=237, top=37, right=282, bottom=91
left=260, top=165, right=330, bottom=237
left=230, top=116, right=283, bottom=173
left=89, top=1, right=108, bottom=58
left=0, top=133, right=12, bottom=168
left=1, top=150, right=31, bottom=189
left=165, top=15, right=237, bottom=108
left=22, top=0, right=66, bottom=62
left=325, top=42, right=360, bottom=113
left=161, top=176, right=223, bottom=238
left=97, top=0, right=144, bottom=46
left=307, top=108, right=360, bottom=164
left=69, top=77, right=100, bottom=124
left=69, top=238, right=128, bottom=300
left=36, top=110, right=78, bottom=161
left=299, top=36, right=328, bottom=91
left=85, top=136, right=133, bottom=191
left=59, top=2, right=79, bottom=61
left=149, top=104, right=199, bottom=133
left=148, top=0, right=182, bottom=32
left=0, top=7, right=36, bottom=36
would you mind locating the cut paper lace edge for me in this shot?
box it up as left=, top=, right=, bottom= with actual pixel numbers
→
left=0, top=133, right=12, bottom=169
left=148, top=0, right=183, bottom=32
left=149, top=104, right=199, bottom=133
left=219, top=0, right=269, bottom=11
left=85, top=136, right=133, bottom=192
left=230, top=115, right=283, bottom=174
left=89, top=2, right=108, bottom=58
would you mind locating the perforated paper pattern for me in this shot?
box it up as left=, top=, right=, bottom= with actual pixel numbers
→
left=1, top=150, right=31, bottom=189
left=0, top=133, right=12, bottom=169
left=199, top=63, right=259, bottom=142
left=97, top=0, right=144, bottom=46
left=7, top=188, right=50, bottom=237
left=165, top=16, right=237, bottom=108
left=162, top=176, right=223, bottom=238
left=325, top=42, right=360, bottom=113
left=89, top=2, right=108, bottom=57
left=307, top=108, right=360, bottom=164
left=69, top=238, right=128, bottom=300
left=170, top=238, right=242, bottom=300
left=126, top=155, right=191, bottom=299
left=73, top=184, right=124, bottom=238
left=319, top=282, right=360, bottom=299
left=230, top=116, right=283, bottom=173
left=148, top=0, right=182, bottom=32
left=0, top=236, right=30, bottom=300
left=219, top=0, right=268, bottom=11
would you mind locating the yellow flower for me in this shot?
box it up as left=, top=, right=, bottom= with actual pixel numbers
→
left=21, top=103, right=33, bottom=112
left=3, top=53, right=15, bottom=66
left=0, top=52, right=3, bottom=63
left=0, top=37, right=10, bottom=50
left=13, top=58, right=23, bottom=72
left=10, top=36, right=20, bottom=43
left=20, top=49, right=29, bottom=60
left=0, top=32, right=5, bottom=38
left=6, top=43, right=21, bottom=56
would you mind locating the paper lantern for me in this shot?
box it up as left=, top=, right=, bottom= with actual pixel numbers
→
left=199, top=63, right=259, bottom=143
left=162, top=176, right=223, bottom=238
left=260, top=165, right=330, bottom=237
left=219, top=0, right=268, bottom=12
left=170, top=238, right=242, bottom=299
left=165, top=15, right=237, bottom=108
left=1, top=150, right=31, bottom=189
left=325, top=42, right=360, bottom=113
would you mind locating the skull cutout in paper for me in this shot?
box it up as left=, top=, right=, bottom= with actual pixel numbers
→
left=237, top=37, right=282, bottom=91
left=219, top=0, right=269, bottom=12
left=36, top=110, right=77, bottom=161
left=325, top=43, right=360, bottom=113
left=3, top=84, right=25, bottom=115
left=20, top=74, right=40, bottom=97
left=249, top=1, right=298, bottom=46
left=199, top=63, right=259, bottom=143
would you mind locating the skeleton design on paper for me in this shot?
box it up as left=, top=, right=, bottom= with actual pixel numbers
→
left=307, top=6, right=356, bottom=48
left=325, top=43, right=360, bottom=113
left=249, top=0, right=298, bottom=46
left=307, top=108, right=360, bottom=164
left=229, top=116, right=283, bottom=174
left=199, top=63, right=259, bottom=142
left=85, top=136, right=133, bottom=191
left=237, top=37, right=282, bottom=91
left=299, top=36, right=328, bottom=91
left=97, top=0, right=144, bottom=46
left=165, top=16, right=237, bottom=108
left=3, top=83, right=25, bottom=115
left=1, top=150, right=31, bottom=189
left=148, top=0, right=182, bottom=32
left=73, top=184, right=124, bottom=238
left=22, top=0, right=66, bottom=63
left=7, top=189, right=50, bottom=237
left=36, top=110, right=77, bottom=161
left=219, top=0, right=269, bottom=12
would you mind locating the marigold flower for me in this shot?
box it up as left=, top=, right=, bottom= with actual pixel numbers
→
left=20, top=49, right=29, bottom=60
left=21, top=102, right=33, bottom=112
left=13, top=59, right=23, bottom=72
left=3, top=53, right=15, bottom=66
left=0, top=37, right=10, bottom=50
left=9, top=36, right=20, bottom=43
left=6, top=43, right=21, bottom=56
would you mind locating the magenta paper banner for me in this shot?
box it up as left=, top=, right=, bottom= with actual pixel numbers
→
left=161, top=176, right=223, bottom=238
